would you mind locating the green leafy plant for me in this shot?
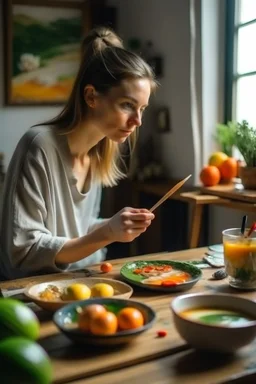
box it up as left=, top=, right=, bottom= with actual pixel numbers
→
left=235, top=120, right=256, bottom=167
left=214, top=122, right=237, bottom=156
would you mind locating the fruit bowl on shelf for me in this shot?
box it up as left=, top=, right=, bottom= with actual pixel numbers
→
left=53, top=297, right=156, bottom=346
left=24, top=277, right=133, bottom=311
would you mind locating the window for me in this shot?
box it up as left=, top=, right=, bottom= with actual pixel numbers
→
left=225, top=0, right=256, bottom=126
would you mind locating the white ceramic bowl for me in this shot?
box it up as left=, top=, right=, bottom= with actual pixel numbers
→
left=24, top=277, right=133, bottom=311
left=171, top=293, right=256, bottom=353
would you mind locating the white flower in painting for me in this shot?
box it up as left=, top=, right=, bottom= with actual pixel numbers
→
left=34, top=75, right=57, bottom=86
left=18, top=53, right=40, bottom=72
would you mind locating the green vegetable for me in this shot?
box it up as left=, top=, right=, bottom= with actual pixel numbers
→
left=235, top=120, right=256, bottom=166
left=198, top=313, right=251, bottom=326
left=214, top=121, right=237, bottom=156
left=0, top=336, right=52, bottom=384
left=235, top=268, right=253, bottom=281
left=104, top=303, right=125, bottom=315
left=0, top=298, right=40, bottom=341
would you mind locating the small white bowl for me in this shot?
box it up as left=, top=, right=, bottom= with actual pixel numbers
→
left=171, top=293, right=256, bottom=353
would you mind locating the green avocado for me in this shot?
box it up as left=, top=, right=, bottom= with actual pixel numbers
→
left=0, top=298, right=40, bottom=341
left=0, top=336, right=53, bottom=384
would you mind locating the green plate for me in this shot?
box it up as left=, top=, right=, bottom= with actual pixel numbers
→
left=120, top=260, right=202, bottom=293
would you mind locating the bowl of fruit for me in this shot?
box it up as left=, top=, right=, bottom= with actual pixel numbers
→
left=53, top=298, right=156, bottom=346
left=24, top=278, right=133, bottom=311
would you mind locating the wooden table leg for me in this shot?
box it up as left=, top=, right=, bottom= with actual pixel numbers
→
left=189, top=203, right=203, bottom=248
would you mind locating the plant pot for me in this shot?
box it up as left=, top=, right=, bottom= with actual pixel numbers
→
left=239, top=166, right=256, bottom=190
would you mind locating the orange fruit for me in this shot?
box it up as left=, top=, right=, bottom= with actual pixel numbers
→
left=90, top=311, right=118, bottom=335
left=78, top=304, right=107, bottom=332
left=100, top=262, right=113, bottom=273
left=208, top=152, right=228, bottom=169
left=199, top=165, right=221, bottom=187
left=219, top=157, right=237, bottom=180
left=117, top=307, right=144, bottom=330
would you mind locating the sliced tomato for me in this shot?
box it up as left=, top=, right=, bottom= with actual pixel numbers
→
left=133, top=268, right=143, bottom=274
left=161, top=281, right=177, bottom=287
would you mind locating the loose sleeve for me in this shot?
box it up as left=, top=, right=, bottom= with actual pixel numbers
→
left=11, top=149, right=69, bottom=274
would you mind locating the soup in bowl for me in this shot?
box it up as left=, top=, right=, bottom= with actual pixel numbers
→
left=171, top=293, right=256, bottom=353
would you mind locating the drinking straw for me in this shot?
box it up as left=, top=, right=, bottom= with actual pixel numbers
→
left=246, top=221, right=256, bottom=238
left=240, top=215, right=247, bottom=235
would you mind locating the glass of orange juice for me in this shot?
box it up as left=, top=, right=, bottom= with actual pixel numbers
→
left=223, top=228, right=256, bottom=290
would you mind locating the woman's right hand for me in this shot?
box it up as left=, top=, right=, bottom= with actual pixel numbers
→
left=105, top=207, right=155, bottom=243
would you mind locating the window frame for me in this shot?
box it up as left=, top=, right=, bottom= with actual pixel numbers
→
left=225, top=0, right=256, bottom=123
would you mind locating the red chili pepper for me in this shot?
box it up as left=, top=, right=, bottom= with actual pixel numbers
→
left=157, top=330, right=167, bottom=337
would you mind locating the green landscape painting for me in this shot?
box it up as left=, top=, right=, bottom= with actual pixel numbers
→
left=11, top=4, right=82, bottom=104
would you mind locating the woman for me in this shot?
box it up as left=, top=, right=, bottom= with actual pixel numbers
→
left=0, top=27, right=157, bottom=280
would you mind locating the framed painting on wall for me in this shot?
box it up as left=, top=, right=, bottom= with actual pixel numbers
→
left=3, top=0, right=91, bottom=106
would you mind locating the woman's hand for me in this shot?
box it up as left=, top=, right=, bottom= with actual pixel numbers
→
left=105, top=207, right=155, bottom=243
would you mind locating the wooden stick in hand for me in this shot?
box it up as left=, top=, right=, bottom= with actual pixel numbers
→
left=149, top=174, right=192, bottom=212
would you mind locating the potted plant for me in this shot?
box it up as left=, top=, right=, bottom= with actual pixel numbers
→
left=214, top=121, right=237, bottom=157
left=234, top=120, right=256, bottom=189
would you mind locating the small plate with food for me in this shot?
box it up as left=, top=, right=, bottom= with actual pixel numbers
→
left=120, top=260, right=202, bottom=292
left=24, top=277, right=133, bottom=311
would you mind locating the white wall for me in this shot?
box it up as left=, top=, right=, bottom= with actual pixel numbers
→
left=109, top=0, right=199, bottom=185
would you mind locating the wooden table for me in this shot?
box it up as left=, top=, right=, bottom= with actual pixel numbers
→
left=1, top=247, right=256, bottom=384
left=132, top=180, right=256, bottom=249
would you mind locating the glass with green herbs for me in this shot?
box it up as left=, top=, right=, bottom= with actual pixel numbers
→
left=223, top=228, right=256, bottom=290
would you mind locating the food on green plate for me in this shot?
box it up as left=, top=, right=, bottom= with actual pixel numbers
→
left=133, top=264, right=191, bottom=286
left=133, top=264, right=173, bottom=276
left=0, top=336, right=52, bottom=384
left=0, top=298, right=40, bottom=341
left=180, top=308, right=255, bottom=327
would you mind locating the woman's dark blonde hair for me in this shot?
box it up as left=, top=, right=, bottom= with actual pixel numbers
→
left=37, top=26, right=157, bottom=186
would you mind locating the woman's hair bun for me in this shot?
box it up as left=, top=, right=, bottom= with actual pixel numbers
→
left=82, top=26, right=123, bottom=56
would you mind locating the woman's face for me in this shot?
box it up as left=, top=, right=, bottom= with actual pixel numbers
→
left=87, top=78, right=151, bottom=143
